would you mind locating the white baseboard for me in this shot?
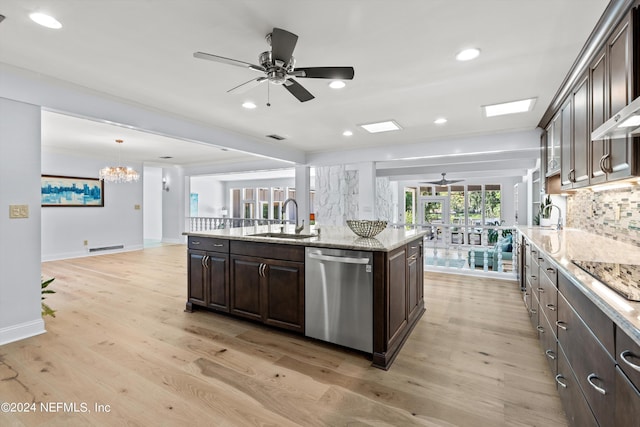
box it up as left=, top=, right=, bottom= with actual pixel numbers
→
left=0, top=318, right=46, bottom=346
left=41, top=244, right=144, bottom=262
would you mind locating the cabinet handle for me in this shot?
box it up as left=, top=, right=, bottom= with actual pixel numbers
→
left=537, top=325, right=545, bottom=333
left=192, top=241, right=201, bottom=245
left=546, top=304, right=556, bottom=311
left=530, top=308, right=537, bottom=314
left=555, top=374, right=568, bottom=388
left=408, top=254, right=418, bottom=262
left=545, top=349, right=556, bottom=360
left=213, top=243, right=224, bottom=248
left=620, top=350, right=640, bottom=372
left=531, top=275, right=537, bottom=280
left=537, top=287, right=544, bottom=293
left=599, top=154, right=606, bottom=173
left=546, top=268, right=555, bottom=274
left=259, top=263, right=265, bottom=277
left=587, top=373, right=606, bottom=395
left=556, top=321, right=568, bottom=330
left=201, top=255, right=209, bottom=269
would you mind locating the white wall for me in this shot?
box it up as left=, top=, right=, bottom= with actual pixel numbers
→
left=0, top=98, right=45, bottom=344
left=143, top=166, right=163, bottom=240
left=41, top=151, right=144, bottom=261
left=190, top=176, right=225, bottom=216
left=162, top=166, right=186, bottom=244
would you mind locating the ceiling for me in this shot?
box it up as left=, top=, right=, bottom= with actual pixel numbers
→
left=0, top=0, right=611, bottom=182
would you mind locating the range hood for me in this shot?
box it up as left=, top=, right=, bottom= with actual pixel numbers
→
left=591, top=96, right=640, bottom=141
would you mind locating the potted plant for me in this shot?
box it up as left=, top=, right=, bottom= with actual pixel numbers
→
left=539, top=195, right=553, bottom=227
left=41, top=276, right=56, bottom=317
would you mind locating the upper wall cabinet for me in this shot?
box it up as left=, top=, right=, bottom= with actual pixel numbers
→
left=550, top=4, right=640, bottom=191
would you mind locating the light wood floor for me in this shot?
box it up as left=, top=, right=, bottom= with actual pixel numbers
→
left=0, top=245, right=567, bottom=426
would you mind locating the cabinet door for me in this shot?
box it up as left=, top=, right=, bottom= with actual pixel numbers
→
left=407, top=242, right=423, bottom=322
left=230, top=256, right=263, bottom=321
left=590, top=51, right=607, bottom=184
left=607, top=16, right=634, bottom=180
left=263, top=259, right=304, bottom=332
left=560, top=97, right=573, bottom=188
left=572, top=75, right=589, bottom=188
left=188, top=251, right=207, bottom=306
left=207, top=253, right=229, bottom=312
left=387, top=247, right=408, bottom=346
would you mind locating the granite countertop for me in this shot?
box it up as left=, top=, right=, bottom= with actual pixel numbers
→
left=184, top=225, right=427, bottom=252
left=517, top=226, right=640, bottom=347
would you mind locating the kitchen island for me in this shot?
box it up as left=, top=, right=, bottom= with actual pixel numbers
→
left=184, top=224, right=427, bottom=369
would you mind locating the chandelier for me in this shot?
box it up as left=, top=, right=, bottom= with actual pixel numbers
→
left=99, top=139, right=140, bottom=183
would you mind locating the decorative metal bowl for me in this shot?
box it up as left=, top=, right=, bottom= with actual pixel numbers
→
left=346, top=220, right=388, bottom=238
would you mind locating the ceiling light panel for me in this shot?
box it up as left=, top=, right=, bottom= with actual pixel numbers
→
left=29, top=12, right=62, bottom=29
left=359, top=120, right=402, bottom=134
left=483, top=98, right=536, bottom=117
left=329, top=81, right=346, bottom=89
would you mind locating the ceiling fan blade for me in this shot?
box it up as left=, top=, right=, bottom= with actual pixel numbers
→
left=271, top=28, right=298, bottom=62
left=292, top=66, right=355, bottom=80
left=283, top=78, right=314, bottom=102
left=193, top=52, right=265, bottom=72
left=227, top=77, right=267, bottom=94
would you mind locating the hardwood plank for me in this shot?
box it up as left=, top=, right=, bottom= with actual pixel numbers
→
left=0, top=245, right=567, bottom=426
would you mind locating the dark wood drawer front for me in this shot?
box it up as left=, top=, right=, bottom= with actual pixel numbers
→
left=556, top=348, right=599, bottom=427
left=615, top=366, right=640, bottom=427
left=539, top=272, right=558, bottom=326
left=558, top=273, right=614, bottom=357
left=188, top=237, right=229, bottom=252
left=526, top=281, right=539, bottom=333
left=539, top=255, right=558, bottom=285
left=616, top=325, right=640, bottom=389
left=230, top=240, right=304, bottom=262
left=539, top=312, right=558, bottom=376
left=557, top=292, right=615, bottom=426
left=407, top=240, right=421, bottom=257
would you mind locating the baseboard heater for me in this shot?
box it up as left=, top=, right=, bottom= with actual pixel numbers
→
left=89, top=244, right=124, bottom=253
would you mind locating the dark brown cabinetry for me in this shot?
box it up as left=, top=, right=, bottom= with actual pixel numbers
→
left=520, top=234, right=637, bottom=427
left=544, top=5, right=639, bottom=191
left=372, top=237, right=425, bottom=370
left=186, top=237, right=229, bottom=313
left=230, top=241, right=304, bottom=333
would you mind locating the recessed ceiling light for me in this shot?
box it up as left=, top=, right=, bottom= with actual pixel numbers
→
left=456, top=48, right=480, bottom=61
left=342, top=130, right=353, bottom=136
left=29, top=12, right=62, bottom=29
left=359, top=120, right=402, bottom=134
left=434, top=118, right=447, bottom=125
left=329, top=81, right=346, bottom=89
left=242, top=101, right=257, bottom=109
left=483, top=98, right=536, bottom=117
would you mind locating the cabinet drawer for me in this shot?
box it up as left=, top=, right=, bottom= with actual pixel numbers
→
left=556, top=347, right=599, bottom=427
left=557, top=292, right=615, bottom=426
left=615, top=365, right=640, bottom=427
left=538, top=272, right=558, bottom=326
left=188, top=237, right=229, bottom=253
left=539, top=312, right=558, bottom=376
left=230, top=240, right=304, bottom=262
left=539, top=255, right=558, bottom=284
left=407, top=240, right=421, bottom=257
left=616, top=325, right=640, bottom=389
left=558, top=273, right=614, bottom=357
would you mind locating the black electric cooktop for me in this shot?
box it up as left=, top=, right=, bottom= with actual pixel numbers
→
left=572, top=260, right=640, bottom=301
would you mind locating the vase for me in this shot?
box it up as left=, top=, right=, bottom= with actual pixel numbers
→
left=540, top=217, right=552, bottom=227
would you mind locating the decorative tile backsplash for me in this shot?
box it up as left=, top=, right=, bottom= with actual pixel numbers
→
left=315, top=165, right=358, bottom=226
left=567, top=186, right=640, bottom=247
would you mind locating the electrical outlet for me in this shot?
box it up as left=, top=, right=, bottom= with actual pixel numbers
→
left=9, top=204, right=29, bottom=218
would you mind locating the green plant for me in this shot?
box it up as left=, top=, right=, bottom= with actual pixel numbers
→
left=540, top=194, right=553, bottom=219
left=41, top=276, right=56, bottom=317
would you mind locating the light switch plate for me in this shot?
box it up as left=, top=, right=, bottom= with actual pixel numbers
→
left=134, top=204, right=141, bottom=210
left=9, top=204, right=29, bottom=218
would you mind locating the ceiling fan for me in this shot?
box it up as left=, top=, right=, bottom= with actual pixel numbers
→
left=422, top=173, right=464, bottom=185
left=193, top=27, right=355, bottom=103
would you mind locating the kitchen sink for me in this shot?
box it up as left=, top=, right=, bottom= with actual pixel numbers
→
left=249, top=232, right=315, bottom=239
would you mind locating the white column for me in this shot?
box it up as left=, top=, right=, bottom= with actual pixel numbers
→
left=295, top=165, right=310, bottom=229
left=0, top=98, right=45, bottom=344
left=358, top=162, right=376, bottom=220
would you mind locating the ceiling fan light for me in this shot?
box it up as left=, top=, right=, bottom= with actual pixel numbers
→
left=29, top=12, right=62, bottom=29
left=329, top=81, right=346, bottom=89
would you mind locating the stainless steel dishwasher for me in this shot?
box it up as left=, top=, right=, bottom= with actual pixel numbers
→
left=305, top=247, right=373, bottom=353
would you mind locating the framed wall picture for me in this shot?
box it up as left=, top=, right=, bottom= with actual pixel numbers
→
left=41, top=175, right=104, bottom=207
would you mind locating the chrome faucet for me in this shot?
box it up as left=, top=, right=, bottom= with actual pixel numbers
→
left=549, top=204, right=563, bottom=230
left=282, top=198, right=305, bottom=234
